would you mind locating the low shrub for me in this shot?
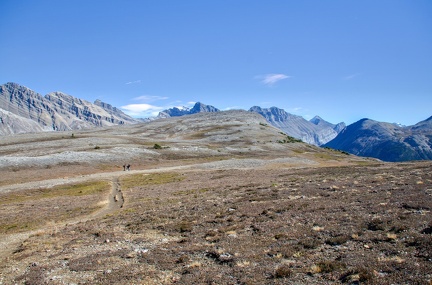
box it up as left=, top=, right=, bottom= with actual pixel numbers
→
left=274, top=264, right=292, bottom=278
left=153, top=143, right=162, bottom=149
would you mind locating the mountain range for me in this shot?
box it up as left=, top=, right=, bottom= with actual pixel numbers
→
left=157, top=102, right=220, bottom=118
left=0, top=82, right=138, bottom=135
left=248, top=106, right=345, bottom=145
left=1, top=82, right=431, bottom=162
left=324, top=117, right=432, bottom=162
left=156, top=104, right=345, bottom=145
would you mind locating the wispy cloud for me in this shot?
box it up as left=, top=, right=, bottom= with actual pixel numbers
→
left=121, top=94, right=169, bottom=117
left=121, top=100, right=196, bottom=118
left=125, top=80, right=142, bottom=85
left=283, top=106, right=311, bottom=118
left=223, top=106, right=242, bottom=111
left=121, top=103, right=164, bottom=117
left=133, top=95, right=169, bottom=102
left=256, top=73, right=291, bottom=86
left=290, top=107, right=304, bottom=112
left=343, top=73, right=360, bottom=80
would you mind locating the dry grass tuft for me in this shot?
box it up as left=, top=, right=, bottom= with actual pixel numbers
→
left=0, top=181, right=110, bottom=234
left=120, top=172, right=184, bottom=189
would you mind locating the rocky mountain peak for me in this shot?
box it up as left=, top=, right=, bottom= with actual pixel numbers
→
left=190, top=102, right=219, bottom=114
left=94, top=99, right=137, bottom=123
left=325, top=116, right=432, bottom=162
left=157, top=102, right=220, bottom=118
left=0, top=83, right=138, bottom=135
left=94, top=99, right=114, bottom=111
left=309, top=115, right=324, bottom=125
left=310, top=116, right=346, bottom=131
left=249, top=106, right=345, bottom=146
left=410, top=115, right=432, bottom=132
left=249, top=106, right=300, bottom=122
left=45, top=91, right=82, bottom=105
left=1, top=82, right=44, bottom=102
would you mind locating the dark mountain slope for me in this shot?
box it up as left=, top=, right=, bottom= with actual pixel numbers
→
left=325, top=118, right=432, bottom=162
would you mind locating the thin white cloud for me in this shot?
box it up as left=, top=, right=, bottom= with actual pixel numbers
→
left=161, top=101, right=195, bottom=109
left=296, top=110, right=316, bottom=121
left=285, top=106, right=311, bottom=119
left=223, top=106, right=242, bottom=111
left=291, top=107, right=304, bottom=112
left=168, top=102, right=196, bottom=111
left=256, top=73, right=291, bottom=86
left=133, top=95, right=169, bottom=102
left=121, top=103, right=164, bottom=117
left=343, top=73, right=360, bottom=80
left=125, top=80, right=142, bottom=85
left=121, top=100, right=196, bottom=118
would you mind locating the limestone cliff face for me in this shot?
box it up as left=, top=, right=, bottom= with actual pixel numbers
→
left=0, top=82, right=58, bottom=131
left=0, top=82, right=138, bottom=134
left=94, top=99, right=134, bottom=123
left=45, top=91, right=134, bottom=128
left=249, top=106, right=345, bottom=146
left=0, top=108, right=47, bottom=135
left=309, top=116, right=346, bottom=146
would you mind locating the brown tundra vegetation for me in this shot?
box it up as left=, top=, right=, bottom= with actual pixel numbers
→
left=0, top=111, right=431, bottom=284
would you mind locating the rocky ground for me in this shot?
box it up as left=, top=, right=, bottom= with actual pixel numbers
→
left=0, top=111, right=431, bottom=284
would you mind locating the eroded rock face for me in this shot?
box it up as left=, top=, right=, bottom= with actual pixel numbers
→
left=0, top=82, right=55, bottom=130
left=0, top=82, right=138, bottom=134
left=0, top=108, right=47, bottom=135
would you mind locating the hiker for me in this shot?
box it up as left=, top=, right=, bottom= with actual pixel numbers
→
left=126, top=164, right=131, bottom=171
left=123, top=164, right=126, bottom=171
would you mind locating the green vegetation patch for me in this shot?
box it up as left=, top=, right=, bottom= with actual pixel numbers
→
left=120, top=172, right=185, bottom=189
left=174, top=188, right=210, bottom=196
left=186, top=125, right=242, bottom=140
left=314, top=152, right=339, bottom=160
left=0, top=181, right=110, bottom=205
left=322, top=146, right=350, bottom=155
left=277, top=135, right=303, bottom=144
left=153, top=143, right=162, bottom=149
left=0, top=181, right=110, bottom=234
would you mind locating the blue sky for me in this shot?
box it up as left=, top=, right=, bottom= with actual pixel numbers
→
left=1, top=0, right=431, bottom=125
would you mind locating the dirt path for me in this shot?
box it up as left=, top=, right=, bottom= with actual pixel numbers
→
left=0, top=165, right=192, bottom=195
left=0, top=176, right=126, bottom=264
left=0, top=163, right=206, bottom=263
left=0, top=158, right=316, bottom=263
left=91, top=177, right=124, bottom=219
left=0, top=163, right=200, bottom=262
left=0, top=157, right=321, bottom=195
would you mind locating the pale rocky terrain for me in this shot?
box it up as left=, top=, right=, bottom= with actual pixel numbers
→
left=0, top=82, right=138, bottom=135
left=0, top=111, right=431, bottom=284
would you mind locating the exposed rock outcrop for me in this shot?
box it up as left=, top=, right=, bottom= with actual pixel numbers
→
left=0, top=82, right=138, bottom=134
